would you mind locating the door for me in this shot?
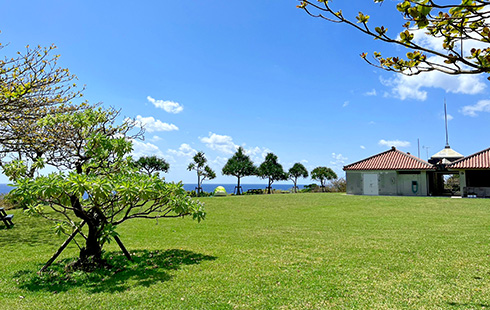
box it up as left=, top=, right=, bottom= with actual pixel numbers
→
left=363, top=173, right=379, bottom=195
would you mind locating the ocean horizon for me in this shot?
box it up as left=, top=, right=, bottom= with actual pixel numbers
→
left=0, top=183, right=306, bottom=195
left=183, top=183, right=305, bottom=194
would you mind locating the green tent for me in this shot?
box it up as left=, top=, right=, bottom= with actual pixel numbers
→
left=213, top=186, right=227, bottom=197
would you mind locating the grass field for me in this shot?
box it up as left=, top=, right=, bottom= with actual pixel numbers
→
left=0, top=193, right=489, bottom=309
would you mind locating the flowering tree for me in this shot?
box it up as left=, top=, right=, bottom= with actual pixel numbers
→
left=4, top=108, right=204, bottom=270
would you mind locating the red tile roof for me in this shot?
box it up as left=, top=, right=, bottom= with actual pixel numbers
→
left=447, top=147, right=490, bottom=169
left=343, top=147, right=435, bottom=171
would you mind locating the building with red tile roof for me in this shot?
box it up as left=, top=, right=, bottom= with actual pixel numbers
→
left=343, top=146, right=490, bottom=197
left=448, top=147, right=490, bottom=169
left=343, top=147, right=433, bottom=196
left=447, top=148, right=490, bottom=197
left=344, top=146, right=434, bottom=171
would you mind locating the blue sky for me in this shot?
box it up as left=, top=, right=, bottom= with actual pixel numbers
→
left=1, top=0, right=489, bottom=185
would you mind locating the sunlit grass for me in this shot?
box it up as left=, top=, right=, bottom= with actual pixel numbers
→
left=1, top=193, right=489, bottom=309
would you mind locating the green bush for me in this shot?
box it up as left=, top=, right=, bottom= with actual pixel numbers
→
left=187, top=190, right=213, bottom=197
left=0, top=193, right=16, bottom=210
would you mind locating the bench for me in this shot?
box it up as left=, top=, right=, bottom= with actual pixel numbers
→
left=0, top=207, right=14, bottom=228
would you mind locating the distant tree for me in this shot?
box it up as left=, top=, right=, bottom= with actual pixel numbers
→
left=135, top=155, right=169, bottom=177
left=222, top=147, right=257, bottom=195
left=311, top=166, right=338, bottom=192
left=4, top=107, right=204, bottom=270
left=187, top=151, right=216, bottom=197
left=257, top=153, right=287, bottom=194
left=288, top=163, right=309, bottom=193
left=297, top=0, right=490, bottom=79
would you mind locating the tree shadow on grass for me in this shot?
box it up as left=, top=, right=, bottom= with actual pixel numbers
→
left=0, top=215, right=61, bottom=248
left=447, top=302, right=490, bottom=308
left=14, top=249, right=216, bottom=294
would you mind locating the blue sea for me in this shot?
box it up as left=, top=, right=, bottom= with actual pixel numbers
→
left=0, top=183, right=305, bottom=195
left=183, top=183, right=305, bottom=194
left=0, top=184, right=13, bottom=195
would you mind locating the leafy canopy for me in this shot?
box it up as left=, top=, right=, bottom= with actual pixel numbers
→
left=187, top=151, right=216, bottom=196
left=288, top=162, right=309, bottom=193
left=134, top=155, right=170, bottom=177
left=258, top=153, right=287, bottom=181
left=288, top=162, right=309, bottom=180
left=222, top=147, right=257, bottom=194
left=4, top=107, right=204, bottom=268
left=257, top=153, right=287, bottom=193
left=297, top=0, right=490, bottom=78
left=222, top=147, right=257, bottom=178
left=311, top=166, right=338, bottom=191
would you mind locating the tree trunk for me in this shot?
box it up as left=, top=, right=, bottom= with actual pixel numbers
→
left=79, top=221, right=104, bottom=267
left=41, top=221, right=85, bottom=272
left=70, top=196, right=103, bottom=268
left=267, top=178, right=272, bottom=194
left=197, top=170, right=201, bottom=197
left=237, top=176, right=241, bottom=195
left=293, top=178, right=298, bottom=193
left=71, top=196, right=106, bottom=269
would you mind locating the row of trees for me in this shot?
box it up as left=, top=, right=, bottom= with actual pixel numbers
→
left=144, top=147, right=338, bottom=196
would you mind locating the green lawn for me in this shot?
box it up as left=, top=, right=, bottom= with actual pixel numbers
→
left=1, top=193, right=489, bottom=309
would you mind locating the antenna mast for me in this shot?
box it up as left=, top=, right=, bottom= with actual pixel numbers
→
left=444, top=99, right=450, bottom=148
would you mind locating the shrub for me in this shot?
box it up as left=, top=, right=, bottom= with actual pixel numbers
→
left=0, top=193, right=16, bottom=210
left=187, top=190, right=213, bottom=198
left=300, top=184, right=319, bottom=193
left=326, top=178, right=347, bottom=193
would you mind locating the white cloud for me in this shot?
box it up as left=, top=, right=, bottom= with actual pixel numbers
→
left=364, top=89, right=377, bottom=96
left=147, top=96, right=183, bottom=114
left=378, top=139, right=411, bottom=148
left=131, top=140, right=164, bottom=158
left=360, top=145, right=366, bottom=149
left=330, top=152, right=348, bottom=167
left=377, top=28, right=486, bottom=101
left=195, top=132, right=273, bottom=165
left=134, top=115, right=178, bottom=132
left=412, top=29, right=445, bottom=53
left=150, top=135, right=162, bottom=142
left=167, top=143, right=197, bottom=157
left=330, top=153, right=348, bottom=176
left=460, top=100, right=490, bottom=117
left=342, top=101, right=349, bottom=107
left=437, top=112, right=454, bottom=121
left=200, top=132, right=238, bottom=154
left=412, top=27, right=489, bottom=55
left=243, top=146, right=271, bottom=164
left=381, top=73, right=486, bottom=101
left=211, top=156, right=228, bottom=167
left=381, top=57, right=486, bottom=101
